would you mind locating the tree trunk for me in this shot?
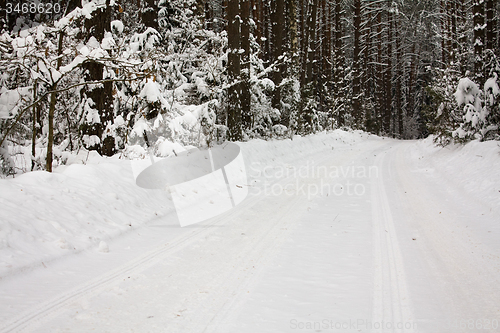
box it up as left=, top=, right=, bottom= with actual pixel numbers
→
left=31, top=78, right=38, bottom=171
left=262, top=0, right=271, bottom=63
left=271, top=0, right=284, bottom=111
left=363, top=8, right=373, bottom=132
left=375, top=9, right=383, bottom=134
left=352, top=0, right=362, bottom=127
left=473, top=0, right=485, bottom=85
left=142, top=0, right=158, bottom=29
left=240, top=0, right=251, bottom=130
left=457, top=0, right=467, bottom=75
left=227, top=0, right=242, bottom=140
left=306, top=0, right=318, bottom=85
left=81, top=0, right=115, bottom=156
left=441, top=0, right=447, bottom=66
left=0, top=0, right=5, bottom=31
left=322, top=0, right=331, bottom=89
left=408, top=44, right=416, bottom=127
left=299, top=0, right=305, bottom=67
left=485, top=0, right=496, bottom=52
left=288, top=0, right=298, bottom=59
left=300, top=0, right=309, bottom=91
left=450, top=0, right=457, bottom=64
left=45, top=31, right=64, bottom=172
left=395, top=14, right=403, bottom=138
left=252, top=0, right=261, bottom=49
left=384, top=9, right=393, bottom=135
left=334, top=0, right=343, bottom=126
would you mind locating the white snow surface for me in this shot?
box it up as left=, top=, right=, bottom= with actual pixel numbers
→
left=1, top=131, right=500, bottom=333
left=111, top=20, right=124, bottom=34
left=0, top=87, right=31, bottom=119
left=139, top=79, right=167, bottom=105
left=454, top=77, right=481, bottom=108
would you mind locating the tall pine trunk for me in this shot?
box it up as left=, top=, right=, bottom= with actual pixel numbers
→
left=384, top=9, right=393, bottom=135
left=271, top=0, right=284, bottom=111
left=81, top=0, right=115, bottom=156
left=227, top=0, right=242, bottom=141
left=334, top=0, right=343, bottom=126
left=241, top=0, right=251, bottom=129
left=352, top=0, right=362, bottom=127
left=485, top=0, right=496, bottom=55
left=473, top=0, right=485, bottom=85
left=306, top=0, right=318, bottom=85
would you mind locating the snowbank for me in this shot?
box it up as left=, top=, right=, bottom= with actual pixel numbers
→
left=415, top=137, right=500, bottom=211
left=0, top=130, right=369, bottom=278
left=0, top=153, right=173, bottom=277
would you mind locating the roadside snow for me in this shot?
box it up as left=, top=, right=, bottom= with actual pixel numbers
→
left=0, top=130, right=366, bottom=279
left=0, top=153, right=172, bottom=277
left=415, top=137, right=500, bottom=212
left=1, top=132, right=498, bottom=280
left=1, top=131, right=500, bottom=332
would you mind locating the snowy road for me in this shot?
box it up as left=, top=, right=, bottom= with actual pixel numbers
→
left=1, top=136, right=500, bottom=332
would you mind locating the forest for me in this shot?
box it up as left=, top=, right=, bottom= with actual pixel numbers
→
left=0, top=0, right=499, bottom=176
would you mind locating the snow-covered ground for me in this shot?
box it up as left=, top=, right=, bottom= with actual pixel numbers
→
left=1, top=131, right=499, bottom=332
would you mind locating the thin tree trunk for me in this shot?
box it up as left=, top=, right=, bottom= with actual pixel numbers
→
left=473, top=0, right=485, bottom=85
left=262, top=0, right=270, bottom=63
left=408, top=44, right=416, bottom=126
left=300, top=1, right=310, bottom=90
left=318, top=0, right=329, bottom=116
left=322, top=0, right=331, bottom=87
left=306, top=0, right=318, bottom=85
left=31, top=78, right=38, bottom=171
left=271, top=0, right=284, bottom=111
left=299, top=0, right=305, bottom=68
left=384, top=9, right=393, bottom=134
left=395, top=14, right=403, bottom=138
left=450, top=0, right=457, bottom=64
left=241, top=0, right=251, bottom=129
left=288, top=0, right=298, bottom=58
left=227, top=0, right=242, bottom=140
left=46, top=31, right=64, bottom=172
left=205, top=1, right=212, bottom=30
left=252, top=0, right=261, bottom=49
left=334, top=0, right=343, bottom=126
left=486, top=0, right=496, bottom=52
left=441, top=0, right=447, bottom=66
left=375, top=9, right=383, bottom=134
left=457, top=0, right=467, bottom=75
left=352, top=0, right=362, bottom=126
left=363, top=8, right=373, bottom=131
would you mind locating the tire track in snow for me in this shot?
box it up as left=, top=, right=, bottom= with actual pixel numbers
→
left=390, top=142, right=500, bottom=331
left=371, top=147, right=415, bottom=332
left=199, top=142, right=388, bottom=333
left=0, top=193, right=265, bottom=333
left=1, top=165, right=314, bottom=333
left=198, top=194, right=307, bottom=333
left=161, top=154, right=340, bottom=332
